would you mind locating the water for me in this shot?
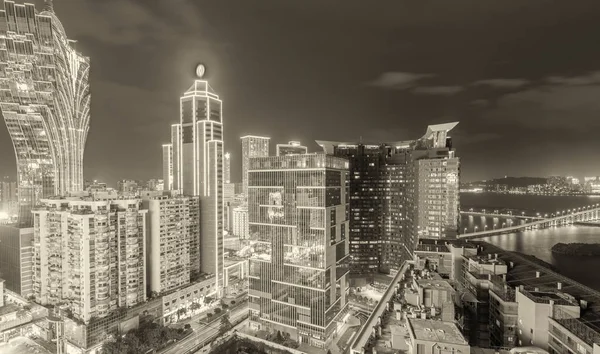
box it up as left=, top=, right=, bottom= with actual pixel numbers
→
left=460, top=193, right=600, bottom=291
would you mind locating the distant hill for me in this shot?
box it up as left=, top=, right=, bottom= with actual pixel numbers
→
left=463, top=177, right=548, bottom=188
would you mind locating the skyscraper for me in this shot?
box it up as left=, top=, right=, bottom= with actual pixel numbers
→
left=247, top=154, right=350, bottom=348
left=0, top=1, right=91, bottom=226
left=224, top=152, right=231, bottom=184
left=162, top=144, right=173, bottom=190
left=317, top=141, right=411, bottom=273
left=241, top=135, right=270, bottom=196
left=144, top=195, right=200, bottom=293
left=405, top=122, right=460, bottom=242
left=317, top=122, right=460, bottom=272
left=32, top=197, right=147, bottom=323
left=276, top=141, right=308, bottom=156
left=170, top=78, right=224, bottom=289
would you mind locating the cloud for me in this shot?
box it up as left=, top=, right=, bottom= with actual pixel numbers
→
left=470, top=99, right=490, bottom=107
left=368, top=72, right=435, bottom=89
left=473, top=78, right=530, bottom=89
left=411, top=85, right=464, bottom=95
left=63, top=0, right=208, bottom=46
left=545, top=71, right=600, bottom=86
left=484, top=85, right=600, bottom=131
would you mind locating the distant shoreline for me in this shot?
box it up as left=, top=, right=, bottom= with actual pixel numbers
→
left=551, top=243, right=600, bottom=257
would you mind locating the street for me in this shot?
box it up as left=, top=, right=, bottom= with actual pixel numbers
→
left=162, top=303, right=248, bottom=354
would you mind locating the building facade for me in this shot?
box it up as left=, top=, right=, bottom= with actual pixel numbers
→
left=405, top=122, right=460, bottom=242
left=247, top=154, right=350, bottom=348
left=143, top=195, right=200, bottom=294
left=170, top=80, right=224, bottom=289
left=276, top=141, right=308, bottom=156
left=317, top=141, right=411, bottom=274
left=232, top=205, right=249, bottom=239
left=241, top=135, right=270, bottom=196
left=0, top=225, right=33, bottom=297
left=32, top=197, right=147, bottom=323
left=0, top=1, right=90, bottom=227
left=162, top=144, right=173, bottom=190
left=224, top=152, right=231, bottom=184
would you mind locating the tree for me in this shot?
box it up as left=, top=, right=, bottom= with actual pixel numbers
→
left=327, top=350, right=333, bottom=354
left=177, top=308, right=186, bottom=320
left=276, top=330, right=284, bottom=343
left=214, top=307, right=222, bottom=314
left=220, top=312, right=232, bottom=334
left=190, top=302, right=201, bottom=311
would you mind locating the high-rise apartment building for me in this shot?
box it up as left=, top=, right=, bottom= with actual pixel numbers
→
left=162, top=144, right=173, bottom=190
left=232, top=205, right=249, bottom=239
left=0, top=1, right=90, bottom=227
left=317, top=122, right=460, bottom=273
left=317, top=141, right=411, bottom=273
left=144, top=195, right=200, bottom=294
left=405, top=122, right=460, bottom=242
left=247, top=154, right=350, bottom=349
left=276, top=141, right=308, bottom=156
left=32, top=197, right=147, bottom=323
left=224, top=152, right=231, bottom=184
left=241, top=135, right=270, bottom=196
left=170, top=79, right=224, bottom=289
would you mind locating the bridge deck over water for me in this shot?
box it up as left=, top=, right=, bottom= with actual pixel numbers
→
left=460, top=206, right=600, bottom=239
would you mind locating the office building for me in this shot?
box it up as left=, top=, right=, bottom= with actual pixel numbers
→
left=32, top=197, right=147, bottom=323
left=0, top=1, right=90, bottom=227
left=317, top=140, right=411, bottom=273
left=247, top=154, right=350, bottom=349
left=170, top=79, right=224, bottom=289
left=163, top=143, right=173, bottom=190
left=224, top=152, right=231, bottom=184
left=232, top=205, right=249, bottom=239
left=241, top=135, right=270, bottom=196
left=276, top=141, right=308, bottom=156
left=0, top=225, right=34, bottom=297
left=405, top=122, right=460, bottom=244
left=117, top=179, right=140, bottom=195
left=143, top=195, right=200, bottom=294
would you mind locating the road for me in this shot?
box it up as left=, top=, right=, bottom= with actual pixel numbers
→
left=162, top=304, right=248, bottom=354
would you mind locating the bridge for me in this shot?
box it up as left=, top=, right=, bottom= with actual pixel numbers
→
left=459, top=205, right=600, bottom=239
left=461, top=211, right=544, bottom=221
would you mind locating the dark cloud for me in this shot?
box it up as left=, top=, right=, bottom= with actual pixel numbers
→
left=473, top=78, right=530, bottom=89
left=369, top=72, right=435, bottom=89
left=411, top=86, right=464, bottom=95
left=1, top=0, right=600, bottom=184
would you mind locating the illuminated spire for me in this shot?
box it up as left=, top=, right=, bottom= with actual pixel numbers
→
left=44, top=0, right=54, bottom=12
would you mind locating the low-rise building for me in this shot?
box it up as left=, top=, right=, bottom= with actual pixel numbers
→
left=406, top=318, right=470, bottom=354
left=415, top=279, right=456, bottom=308
left=160, top=276, right=218, bottom=325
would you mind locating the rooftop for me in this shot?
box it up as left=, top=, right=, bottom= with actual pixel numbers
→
left=408, top=318, right=468, bottom=345
left=467, top=254, right=507, bottom=266
left=417, top=279, right=455, bottom=292
left=0, top=303, right=20, bottom=317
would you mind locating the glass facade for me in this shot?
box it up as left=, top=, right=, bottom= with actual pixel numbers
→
left=0, top=2, right=90, bottom=227
left=247, top=154, right=349, bottom=348
left=241, top=136, right=270, bottom=196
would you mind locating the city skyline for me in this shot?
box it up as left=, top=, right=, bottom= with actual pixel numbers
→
left=1, top=1, right=600, bottom=183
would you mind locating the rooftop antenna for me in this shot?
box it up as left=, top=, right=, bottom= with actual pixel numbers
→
left=44, top=0, right=54, bottom=13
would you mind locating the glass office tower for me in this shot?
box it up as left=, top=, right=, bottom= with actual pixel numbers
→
left=0, top=1, right=91, bottom=226
left=241, top=135, right=270, bottom=196
left=247, top=154, right=350, bottom=349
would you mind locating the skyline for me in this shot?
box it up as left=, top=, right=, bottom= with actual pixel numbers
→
left=2, top=1, right=600, bottom=184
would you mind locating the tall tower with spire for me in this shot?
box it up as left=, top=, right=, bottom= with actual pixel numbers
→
left=0, top=1, right=90, bottom=226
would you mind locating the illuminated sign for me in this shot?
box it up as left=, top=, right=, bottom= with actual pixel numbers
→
left=195, top=64, right=206, bottom=78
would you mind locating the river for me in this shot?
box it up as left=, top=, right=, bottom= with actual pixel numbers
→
left=460, top=193, right=600, bottom=291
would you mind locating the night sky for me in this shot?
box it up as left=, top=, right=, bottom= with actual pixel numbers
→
left=2, top=0, right=600, bottom=184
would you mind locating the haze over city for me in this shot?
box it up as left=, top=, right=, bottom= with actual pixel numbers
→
left=2, top=0, right=600, bottom=182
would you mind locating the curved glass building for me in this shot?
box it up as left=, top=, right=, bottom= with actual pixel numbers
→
left=0, top=0, right=90, bottom=226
